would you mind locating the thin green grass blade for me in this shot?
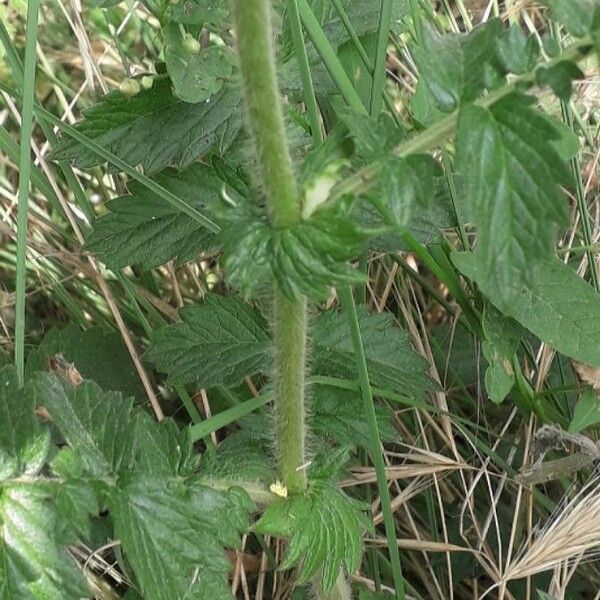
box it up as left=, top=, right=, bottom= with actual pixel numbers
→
left=296, top=0, right=366, bottom=113
left=14, top=0, right=40, bottom=386
left=370, top=0, right=394, bottom=116
left=338, top=286, right=406, bottom=600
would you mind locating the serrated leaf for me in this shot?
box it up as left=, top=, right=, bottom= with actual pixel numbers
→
left=280, top=0, right=408, bottom=95
left=481, top=306, right=523, bottom=404
left=535, top=61, right=584, bottom=101
left=311, top=385, right=396, bottom=449
left=54, top=478, right=99, bottom=544
left=568, top=388, right=600, bottom=432
left=221, top=196, right=368, bottom=300
left=25, top=324, right=144, bottom=398
left=312, top=308, right=434, bottom=397
left=85, top=164, right=221, bottom=269
left=413, top=19, right=503, bottom=112
left=453, top=253, right=600, bottom=367
left=0, top=481, right=89, bottom=600
left=374, top=154, right=441, bottom=228
left=495, top=24, right=540, bottom=74
left=255, top=478, right=368, bottom=592
left=109, top=475, right=250, bottom=600
left=541, top=0, right=600, bottom=37
left=0, top=366, right=50, bottom=481
left=51, top=79, right=242, bottom=174
left=166, top=0, right=228, bottom=25
left=145, top=294, right=271, bottom=386
left=164, top=25, right=233, bottom=103
left=32, top=373, right=138, bottom=479
left=338, top=110, right=405, bottom=161
left=456, top=94, right=571, bottom=309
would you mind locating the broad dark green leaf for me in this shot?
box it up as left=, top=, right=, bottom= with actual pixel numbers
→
left=535, top=61, right=584, bottom=101
left=312, top=308, right=434, bottom=397
left=338, top=110, right=405, bottom=160
left=145, top=294, right=271, bottom=386
left=456, top=94, right=571, bottom=309
left=375, top=154, right=441, bottom=228
left=52, top=79, right=242, bottom=174
left=255, top=476, right=368, bottom=592
left=280, top=0, right=408, bottom=95
left=481, top=306, right=523, bottom=403
left=166, top=0, right=228, bottom=25
left=0, top=481, right=89, bottom=600
left=164, top=24, right=233, bottom=103
left=32, top=374, right=138, bottom=479
left=542, top=0, right=600, bottom=37
left=0, top=367, right=50, bottom=481
left=110, top=475, right=251, bottom=600
left=413, top=19, right=503, bottom=112
left=85, top=164, right=221, bottom=269
left=311, top=385, right=397, bottom=449
left=25, top=324, right=143, bottom=398
left=568, top=388, right=600, bottom=432
left=495, top=24, right=539, bottom=74
left=453, top=253, right=600, bottom=367
left=221, top=196, right=368, bottom=300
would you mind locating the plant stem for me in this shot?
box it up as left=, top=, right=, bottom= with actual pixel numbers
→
left=14, top=0, right=40, bottom=387
left=231, top=0, right=300, bottom=229
left=231, top=0, right=308, bottom=494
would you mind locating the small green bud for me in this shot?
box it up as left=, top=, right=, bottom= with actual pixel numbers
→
left=140, top=75, right=155, bottom=90
left=182, top=34, right=201, bottom=54
left=119, top=78, right=141, bottom=97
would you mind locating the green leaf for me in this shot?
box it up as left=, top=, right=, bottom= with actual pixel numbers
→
left=541, top=0, right=600, bottom=37
left=164, top=25, right=233, bottom=103
left=85, top=164, right=221, bottom=269
left=0, top=367, right=50, bottom=481
left=374, top=154, right=441, bottom=228
left=166, top=0, right=228, bottom=25
left=25, top=324, right=144, bottom=398
left=311, top=385, right=397, bottom=449
left=32, top=374, right=138, bottom=479
left=568, top=388, right=600, bottom=432
left=0, top=481, right=89, bottom=600
left=255, top=477, right=368, bottom=592
left=413, top=19, right=503, bottom=112
left=456, top=94, right=571, bottom=309
left=495, top=24, right=540, bottom=75
left=109, top=475, right=251, bottom=600
left=312, top=308, right=434, bottom=397
left=338, top=110, right=405, bottom=161
left=535, top=61, right=584, bottom=101
left=453, top=253, right=600, bottom=367
left=221, top=196, right=368, bottom=300
left=481, top=306, right=523, bottom=404
left=51, top=79, right=242, bottom=174
left=53, top=478, right=99, bottom=543
left=145, top=294, right=271, bottom=386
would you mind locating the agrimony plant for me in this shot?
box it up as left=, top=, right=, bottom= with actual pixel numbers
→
left=4, top=0, right=600, bottom=598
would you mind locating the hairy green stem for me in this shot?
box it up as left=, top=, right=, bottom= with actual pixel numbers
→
left=273, top=292, right=308, bottom=493
left=231, top=0, right=308, bottom=495
left=231, top=0, right=300, bottom=229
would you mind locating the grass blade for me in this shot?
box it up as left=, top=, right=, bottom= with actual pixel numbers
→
left=14, top=0, right=40, bottom=386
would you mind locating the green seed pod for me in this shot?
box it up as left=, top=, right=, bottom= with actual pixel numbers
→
left=140, top=75, right=154, bottom=90
left=182, top=34, right=201, bottom=55
left=119, top=78, right=141, bottom=97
